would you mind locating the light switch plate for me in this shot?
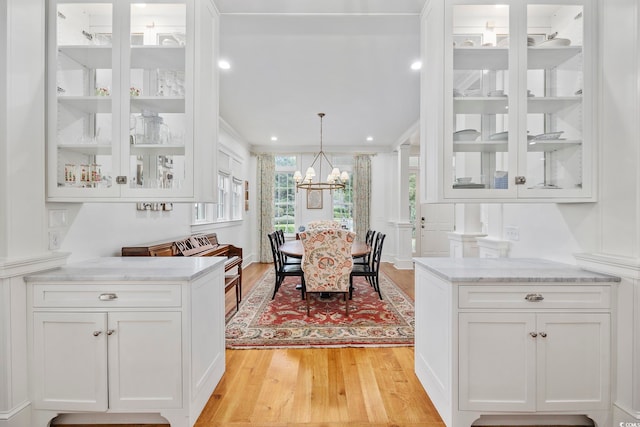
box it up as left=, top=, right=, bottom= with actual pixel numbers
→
left=505, top=226, right=520, bottom=241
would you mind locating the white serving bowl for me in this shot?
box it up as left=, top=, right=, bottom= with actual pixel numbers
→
left=535, top=38, right=571, bottom=47
left=453, top=129, right=481, bottom=141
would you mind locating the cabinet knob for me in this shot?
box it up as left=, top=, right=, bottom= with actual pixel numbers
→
left=99, top=293, right=118, bottom=301
left=539, top=332, right=547, bottom=338
left=106, top=329, right=115, bottom=336
left=524, top=293, right=544, bottom=302
left=93, top=331, right=103, bottom=336
left=529, top=332, right=538, bottom=338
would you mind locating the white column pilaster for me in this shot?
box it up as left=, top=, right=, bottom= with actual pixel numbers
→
left=394, top=144, right=413, bottom=269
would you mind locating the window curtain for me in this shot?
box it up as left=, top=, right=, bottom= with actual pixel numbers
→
left=352, top=154, right=371, bottom=242
left=257, top=153, right=275, bottom=262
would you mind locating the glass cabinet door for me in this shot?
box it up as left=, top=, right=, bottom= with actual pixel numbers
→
left=448, top=4, right=516, bottom=198
left=49, top=2, right=118, bottom=197
left=522, top=4, right=586, bottom=196
left=125, top=2, right=190, bottom=196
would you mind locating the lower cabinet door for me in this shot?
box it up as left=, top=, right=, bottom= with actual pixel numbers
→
left=107, top=311, right=183, bottom=410
left=459, top=312, right=537, bottom=411
left=33, top=312, right=109, bottom=411
left=536, top=313, right=610, bottom=411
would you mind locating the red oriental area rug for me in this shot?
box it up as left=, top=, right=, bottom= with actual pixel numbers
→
left=225, top=270, right=414, bottom=349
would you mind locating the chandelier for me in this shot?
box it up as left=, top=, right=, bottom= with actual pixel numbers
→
left=294, top=113, right=349, bottom=192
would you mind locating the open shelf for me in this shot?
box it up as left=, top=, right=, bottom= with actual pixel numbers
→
left=131, top=97, right=185, bottom=114
left=454, top=46, right=582, bottom=70
left=57, top=143, right=113, bottom=155
left=454, top=139, right=582, bottom=153
left=131, top=46, right=185, bottom=70
left=58, top=96, right=112, bottom=114
left=58, top=45, right=112, bottom=69
left=454, top=96, right=582, bottom=114
left=130, top=144, right=185, bottom=156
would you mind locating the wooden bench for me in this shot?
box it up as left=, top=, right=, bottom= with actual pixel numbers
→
left=122, top=233, right=243, bottom=311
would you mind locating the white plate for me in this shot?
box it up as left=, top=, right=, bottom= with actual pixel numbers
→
left=532, top=131, right=564, bottom=140
left=488, top=131, right=508, bottom=141
left=534, top=38, right=571, bottom=47
left=453, top=129, right=480, bottom=141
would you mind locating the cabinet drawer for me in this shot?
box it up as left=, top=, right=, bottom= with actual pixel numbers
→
left=32, top=284, right=181, bottom=308
left=458, top=285, right=611, bottom=309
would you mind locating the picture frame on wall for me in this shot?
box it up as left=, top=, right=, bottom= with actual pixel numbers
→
left=307, top=190, right=323, bottom=209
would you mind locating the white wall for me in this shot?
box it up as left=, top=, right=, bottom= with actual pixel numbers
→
left=495, top=203, right=599, bottom=264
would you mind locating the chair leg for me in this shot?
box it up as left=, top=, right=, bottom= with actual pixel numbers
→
left=272, top=276, right=280, bottom=299
left=345, top=292, right=349, bottom=316
left=349, top=276, right=354, bottom=300
left=306, top=294, right=311, bottom=316
left=374, top=275, right=382, bottom=300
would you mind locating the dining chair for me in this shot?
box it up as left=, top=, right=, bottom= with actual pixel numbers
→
left=276, top=229, right=301, bottom=265
left=307, top=220, right=342, bottom=230
left=353, top=229, right=376, bottom=266
left=299, top=228, right=356, bottom=316
left=268, top=232, right=305, bottom=299
left=350, top=232, right=386, bottom=300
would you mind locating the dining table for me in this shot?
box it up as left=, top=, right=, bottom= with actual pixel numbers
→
left=279, top=240, right=370, bottom=259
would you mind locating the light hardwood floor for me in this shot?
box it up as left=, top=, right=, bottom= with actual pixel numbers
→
left=57, top=262, right=444, bottom=427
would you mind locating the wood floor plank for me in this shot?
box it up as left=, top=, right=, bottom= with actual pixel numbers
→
left=352, top=347, right=390, bottom=423
left=250, top=349, right=300, bottom=422
left=339, top=347, right=371, bottom=423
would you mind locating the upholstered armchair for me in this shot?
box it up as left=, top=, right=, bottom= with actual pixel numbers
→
left=299, top=228, right=356, bottom=316
left=306, top=220, right=342, bottom=230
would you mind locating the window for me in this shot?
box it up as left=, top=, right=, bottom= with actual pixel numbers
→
left=192, top=148, right=244, bottom=226
left=217, top=172, right=229, bottom=220
left=232, top=178, right=243, bottom=220
left=331, top=156, right=353, bottom=230
left=274, top=155, right=297, bottom=234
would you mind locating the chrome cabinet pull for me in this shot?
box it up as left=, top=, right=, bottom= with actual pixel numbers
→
left=539, top=332, right=547, bottom=338
left=107, top=329, right=115, bottom=336
left=524, top=293, right=544, bottom=302
left=93, top=331, right=102, bottom=336
left=529, top=332, right=538, bottom=338
left=99, top=293, right=118, bottom=301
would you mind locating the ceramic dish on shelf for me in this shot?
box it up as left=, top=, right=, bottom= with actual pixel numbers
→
left=532, top=131, right=564, bottom=140
left=456, top=177, right=473, bottom=184
left=534, top=38, right=571, bottom=47
left=488, top=90, right=507, bottom=97
left=453, top=129, right=481, bottom=141
left=488, top=131, right=508, bottom=141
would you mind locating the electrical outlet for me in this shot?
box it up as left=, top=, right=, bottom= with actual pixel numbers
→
left=505, top=226, right=520, bottom=241
left=48, top=209, right=67, bottom=227
left=49, top=231, right=61, bottom=250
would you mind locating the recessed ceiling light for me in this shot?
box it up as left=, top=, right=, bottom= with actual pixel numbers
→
left=271, top=136, right=278, bottom=142
left=366, top=136, right=373, bottom=142
left=218, top=60, right=231, bottom=70
left=411, top=61, right=422, bottom=71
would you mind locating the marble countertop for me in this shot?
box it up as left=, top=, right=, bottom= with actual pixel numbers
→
left=24, top=256, right=225, bottom=282
left=413, top=257, right=621, bottom=283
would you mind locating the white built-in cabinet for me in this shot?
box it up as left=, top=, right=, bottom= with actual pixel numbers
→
left=47, top=0, right=218, bottom=202
left=421, top=0, right=596, bottom=203
left=25, top=257, right=226, bottom=427
left=32, top=310, right=182, bottom=412
left=459, top=312, right=610, bottom=413
left=414, top=258, right=616, bottom=427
